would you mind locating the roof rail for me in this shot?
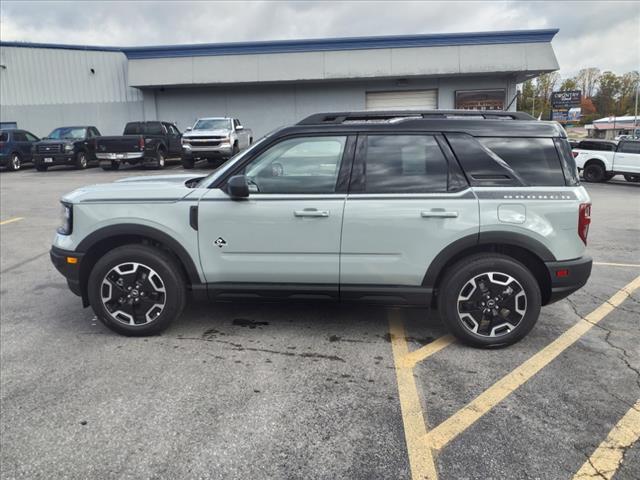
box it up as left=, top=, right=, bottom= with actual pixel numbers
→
left=298, top=110, right=535, bottom=125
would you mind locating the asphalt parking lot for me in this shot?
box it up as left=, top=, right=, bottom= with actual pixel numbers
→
left=1, top=164, right=639, bottom=480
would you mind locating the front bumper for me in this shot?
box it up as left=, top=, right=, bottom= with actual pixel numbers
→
left=182, top=144, right=233, bottom=158
left=545, top=256, right=592, bottom=304
left=34, top=153, right=74, bottom=166
left=50, top=246, right=84, bottom=299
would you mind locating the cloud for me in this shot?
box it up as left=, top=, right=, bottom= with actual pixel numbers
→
left=1, top=0, right=638, bottom=76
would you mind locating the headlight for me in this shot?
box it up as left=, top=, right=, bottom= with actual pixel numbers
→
left=64, top=144, right=74, bottom=151
left=57, top=203, right=73, bottom=235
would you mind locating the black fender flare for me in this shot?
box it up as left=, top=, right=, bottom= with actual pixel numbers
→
left=422, top=231, right=556, bottom=288
left=76, top=223, right=202, bottom=285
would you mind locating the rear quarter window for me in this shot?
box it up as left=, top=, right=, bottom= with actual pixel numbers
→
left=0, top=132, right=8, bottom=142
left=477, top=137, right=566, bottom=186
left=124, top=123, right=141, bottom=135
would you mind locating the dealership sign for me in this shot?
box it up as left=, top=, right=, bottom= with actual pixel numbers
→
left=551, top=90, right=582, bottom=108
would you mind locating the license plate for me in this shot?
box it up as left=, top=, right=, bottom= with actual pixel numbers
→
left=44, top=157, right=53, bottom=163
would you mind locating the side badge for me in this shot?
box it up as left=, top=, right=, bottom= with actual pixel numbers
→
left=214, top=237, right=227, bottom=248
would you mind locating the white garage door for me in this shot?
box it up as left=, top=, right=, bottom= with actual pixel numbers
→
left=365, top=90, right=438, bottom=110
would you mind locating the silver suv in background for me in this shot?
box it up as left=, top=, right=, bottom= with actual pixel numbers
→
left=182, top=117, right=252, bottom=169
left=50, top=110, right=592, bottom=348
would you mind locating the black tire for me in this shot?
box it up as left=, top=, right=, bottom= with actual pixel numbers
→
left=249, top=137, right=253, bottom=145
left=232, top=142, right=240, bottom=157
left=75, top=151, right=88, bottom=170
left=87, top=244, right=186, bottom=336
left=35, top=163, right=48, bottom=172
left=101, top=160, right=121, bottom=171
left=182, top=157, right=195, bottom=169
left=7, top=153, right=21, bottom=171
left=583, top=162, right=606, bottom=182
left=437, top=253, right=542, bottom=348
left=624, top=174, right=640, bottom=183
left=155, top=149, right=166, bottom=169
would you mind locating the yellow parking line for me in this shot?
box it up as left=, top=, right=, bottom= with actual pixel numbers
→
left=0, top=217, right=24, bottom=226
left=593, top=262, right=640, bottom=268
left=573, top=400, right=640, bottom=480
left=389, top=310, right=439, bottom=480
left=400, top=335, right=456, bottom=368
left=425, top=275, right=640, bottom=452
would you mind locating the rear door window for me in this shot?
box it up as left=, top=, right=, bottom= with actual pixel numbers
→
left=145, top=122, right=164, bottom=135
left=358, top=135, right=449, bottom=193
left=124, top=123, right=141, bottom=135
left=0, top=132, right=8, bottom=142
left=477, top=137, right=566, bottom=186
left=13, top=132, right=27, bottom=142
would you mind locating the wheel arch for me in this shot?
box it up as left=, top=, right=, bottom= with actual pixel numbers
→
left=76, top=224, right=202, bottom=305
left=423, top=233, right=554, bottom=306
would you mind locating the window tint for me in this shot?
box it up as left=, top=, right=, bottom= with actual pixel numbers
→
left=90, top=127, right=100, bottom=137
left=0, top=132, right=8, bottom=142
left=579, top=141, right=615, bottom=151
left=619, top=141, right=640, bottom=154
left=477, top=137, right=565, bottom=186
left=243, top=136, right=347, bottom=194
left=167, top=124, right=180, bottom=135
left=361, top=135, right=448, bottom=193
left=124, top=123, right=141, bottom=135
left=145, top=122, right=164, bottom=135
left=25, top=132, right=39, bottom=142
left=13, top=132, right=27, bottom=142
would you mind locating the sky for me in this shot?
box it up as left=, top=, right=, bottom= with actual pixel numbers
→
left=0, top=0, right=638, bottom=78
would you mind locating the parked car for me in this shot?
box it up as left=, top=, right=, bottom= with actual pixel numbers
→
left=573, top=139, right=640, bottom=183
left=33, top=126, right=101, bottom=171
left=182, top=117, right=252, bottom=169
left=0, top=128, right=40, bottom=171
left=50, top=109, right=592, bottom=348
left=94, top=121, right=183, bottom=170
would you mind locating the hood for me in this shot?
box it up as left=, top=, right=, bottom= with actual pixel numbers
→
left=183, top=129, right=229, bottom=138
left=62, top=173, right=205, bottom=204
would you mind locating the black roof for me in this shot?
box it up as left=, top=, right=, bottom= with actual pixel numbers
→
left=287, top=110, right=565, bottom=138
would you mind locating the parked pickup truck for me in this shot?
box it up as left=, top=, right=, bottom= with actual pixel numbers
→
left=95, top=121, right=183, bottom=170
left=181, top=117, right=252, bottom=169
left=573, top=139, right=640, bottom=183
left=33, top=126, right=101, bottom=171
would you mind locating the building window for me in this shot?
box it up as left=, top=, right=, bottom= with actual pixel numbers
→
left=455, top=89, right=506, bottom=110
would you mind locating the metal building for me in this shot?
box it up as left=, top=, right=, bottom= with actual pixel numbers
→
left=0, top=29, right=560, bottom=138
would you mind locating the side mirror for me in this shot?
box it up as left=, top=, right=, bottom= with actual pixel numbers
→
left=186, top=127, right=192, bottom=132
left=236, top=125, right=244, bottom=131
left=226, top=175, right=250, bottom=198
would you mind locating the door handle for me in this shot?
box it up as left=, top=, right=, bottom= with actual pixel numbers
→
left=294, top=209, right=330, bottom=218
left=421, top=210, right=458, bottom=218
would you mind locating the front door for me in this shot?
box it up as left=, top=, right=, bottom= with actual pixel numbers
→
left=197, top=135, right=353, bottom=295
left=340, top=134, right=479, bottom=293
left=614, top=141, right=640, bottom=174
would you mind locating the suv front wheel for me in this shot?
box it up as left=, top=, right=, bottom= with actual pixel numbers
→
left=437, top=254, right=541, bottom=348
left=87, top=245, right=186, bottom=336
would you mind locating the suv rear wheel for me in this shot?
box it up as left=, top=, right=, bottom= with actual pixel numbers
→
left=87, top=245, right=186, bottom=336
left=437, top=254, right=541, bottom=347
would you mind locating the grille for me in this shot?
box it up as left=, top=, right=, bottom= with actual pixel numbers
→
left=37, top=144, right=62, bottom=154
left=184, top=137, right=223, bottom=147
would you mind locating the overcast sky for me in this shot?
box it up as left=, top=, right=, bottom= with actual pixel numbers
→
left=1, top=0, right=638, bottom=77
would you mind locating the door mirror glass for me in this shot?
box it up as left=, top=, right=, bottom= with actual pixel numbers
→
left=227, top=175, right=250, bottom=198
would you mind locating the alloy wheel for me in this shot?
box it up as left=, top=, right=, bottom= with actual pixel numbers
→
left=100, top=262, right=166, bottom=326
left=11, top=154, right=21, bottom=170
left=457, top=271, right=527, bottom=338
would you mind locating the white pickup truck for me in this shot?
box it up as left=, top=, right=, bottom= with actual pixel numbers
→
left=181, top=117, right=253, bottom=169
left=573, top=139, right=640, bottom=183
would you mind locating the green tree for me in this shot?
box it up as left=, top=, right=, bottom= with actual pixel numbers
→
left=559, top=78, right=578, bottom=91
left=594, top=71, right=622, bottom=115
left=618, top=71, right=640, bottom=115
left=535, top=72, right=560, bottom=119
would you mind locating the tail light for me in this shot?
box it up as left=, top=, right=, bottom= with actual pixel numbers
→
left=138, top=136, right=145, bottom=150
left=578, top=203, right=591, bottom=244
left=572, top=150, right=579, bottom=158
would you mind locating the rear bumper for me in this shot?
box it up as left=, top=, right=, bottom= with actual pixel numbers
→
left=50, top=246, right=84, bottom=298
left=33, top=153, right=75, bottom=166
left=545, top=256, right=592, bottom=304
left=96, top=152, right=144, bottom=161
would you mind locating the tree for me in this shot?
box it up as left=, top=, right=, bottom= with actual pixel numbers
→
left=618, top=71, right=640, bottom=115
left=594, top=71, right=622, bottom=116
left=576, top=68, right=601, bottom=98
left=535, top=72, right=560, bottom=119
left=559, top=78, right=578, bottom=91
left=519, top=79, right=536, bottom=115
left=581, top=97, right=596, bottom=115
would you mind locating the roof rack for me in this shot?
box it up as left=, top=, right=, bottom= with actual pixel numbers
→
left=298, top=110, right=535, bottom=125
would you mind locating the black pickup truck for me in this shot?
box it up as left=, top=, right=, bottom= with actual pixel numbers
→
left=95, top=121, right=183, bottom=170
left=33, top=126, right=101, bottom=171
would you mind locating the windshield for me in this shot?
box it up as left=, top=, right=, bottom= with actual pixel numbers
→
left=48, top=127, right=86, bottom=140
left=196, top=129, right=282, bottom=187
left=193, top=119, right=231, bottom=131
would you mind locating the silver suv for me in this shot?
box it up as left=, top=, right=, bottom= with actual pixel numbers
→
left=50, top=110, right=592, bottom=347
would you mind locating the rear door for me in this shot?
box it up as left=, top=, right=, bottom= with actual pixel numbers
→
left=164, top=123, right=182, bottom=155
left=614, top=141, right=640, bottom=173
left=12, top=131, right=31, bottom=159
left=340, top=133, right=478, bottom=295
